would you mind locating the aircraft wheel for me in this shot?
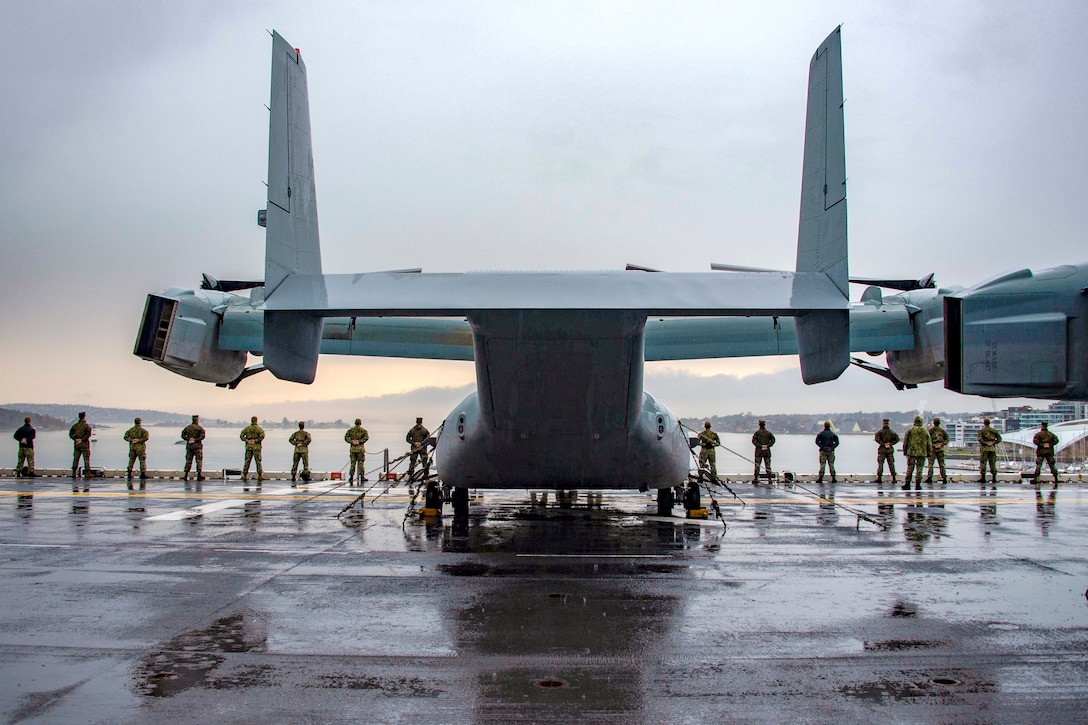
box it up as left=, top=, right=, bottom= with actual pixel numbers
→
left=657, top=486, right=674, bottom=516
left=424, top=482, right=443, bottom=510
left=684, top=481, right=701, bottom=510
left=452, top=487, right=469, bottom=517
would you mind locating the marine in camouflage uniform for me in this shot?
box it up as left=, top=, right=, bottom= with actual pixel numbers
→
left=874, top=418, right=899, bottom=483
left=344, top=419, right=369, bottom=484
left=69, top=411, right=92, bottom=477
left=240, top=416, right=265, bottom=482
left=123, top=417, right=149, bottom=483
left=289, top=421, right=312, bottom=483
left=926, top=418, right=949, bottom=484
left=697, top=421, right=720, bottom=478
left=13, top=417, right=35, bottom=477
left=814, top=421, right=839, bottom=483
left=751, top=420, right=775, bottom=483
left=406, top=417, right=430, bottom=477
left=976, top=418, right=1002, bottom=484
left=902, top=416, right=933, bottom=489
left=181, top=415, right=206, bottom=481
left=1031, top=421, right=1060, bottom=484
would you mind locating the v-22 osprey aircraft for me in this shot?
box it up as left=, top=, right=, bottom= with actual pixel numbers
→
left=135, top=28, right=1088, bottom=516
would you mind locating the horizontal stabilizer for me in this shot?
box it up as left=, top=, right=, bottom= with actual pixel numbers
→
left=262, top=270, right=849, bottom=317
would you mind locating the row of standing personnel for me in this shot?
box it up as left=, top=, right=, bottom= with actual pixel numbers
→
left=693, top=417, right=1063, bottom=487
left=11, top=413, right=433, bottom=485
left=873, top=416, right=1060, bottom=488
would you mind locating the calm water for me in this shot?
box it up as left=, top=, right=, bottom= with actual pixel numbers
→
left=14, top=427, right=982, bottom=477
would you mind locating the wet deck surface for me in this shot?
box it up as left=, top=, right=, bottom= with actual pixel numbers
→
left=0, top=475, right=1086, bottom=723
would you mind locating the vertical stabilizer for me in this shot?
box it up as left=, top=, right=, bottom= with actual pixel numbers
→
left=263, top=31, right=323, bottom=383
left=795, top=26, right=849, bottom=384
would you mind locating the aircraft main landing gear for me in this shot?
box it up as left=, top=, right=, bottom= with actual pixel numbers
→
left=452, top=487, right=469, bottom=518
left=684, top=480, right=701, bottom=510
left=424, top=481, right=443, bottom=510
left=656, top=486, right=674, bottom=516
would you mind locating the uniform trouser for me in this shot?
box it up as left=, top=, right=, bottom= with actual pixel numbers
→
left=243, top=448, right=263, bottom=477
left=877, top=450, right=896, bottom=478
left=1033, top=453, right=1059, bottom=481
left=348, top=452, right=365, bottom=480
left=753, top=451, right=772, bottom=479
left=408, top=448, right=429, bottom=473
left=16, top=446, right=33, bottom=474
left=818, top=451, right=836, bottom=479
left=292, top=451, right=309, bottom=476
left=72, top=446, right=90, bottom=474
left=906, top=456, right=926, bottom=483
left=927, top=451, right=947, bottom=481
left=699, top=447, right=717, bottom=476
left=979, top=451, right=997, bottom=481
left=127, top=449, right=146, bottom=475
left=184, top=447, right=203, bottom=475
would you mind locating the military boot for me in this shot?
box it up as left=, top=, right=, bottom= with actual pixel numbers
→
left=924, top=476, right=933, bottom=484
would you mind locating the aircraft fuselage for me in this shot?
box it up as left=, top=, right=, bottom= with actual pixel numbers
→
left=434, top=311, right=691, bottom=489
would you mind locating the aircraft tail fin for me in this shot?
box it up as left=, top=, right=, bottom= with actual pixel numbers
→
left=262, top=31, right=323, bottom=383
left=795, top=26, right=849, bottom=384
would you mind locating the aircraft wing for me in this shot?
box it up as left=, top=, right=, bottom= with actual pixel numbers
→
left=220, top=295, right=911, bottom=361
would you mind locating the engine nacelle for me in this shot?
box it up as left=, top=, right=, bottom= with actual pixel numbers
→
left=944, top=264, right=1088, bottom=400
left=133, top=288, right=247, bottom=384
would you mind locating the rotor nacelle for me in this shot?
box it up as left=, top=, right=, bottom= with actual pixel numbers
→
left=133, top=288, right=248, bottom=384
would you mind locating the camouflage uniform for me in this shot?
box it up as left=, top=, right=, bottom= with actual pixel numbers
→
left=289, top=423, right=312, bottom=482
left=751, top=421, right=775, bottom=482
left=926, top=419, right=949, bottom=483
left=874, top=421, right=899, bottom=483
left=1031, top=424, right=1060, bottom=483
left=697, top=423, right=720, bottom=478
left=13, top=419, right=35, bottom=476
left=181, top=417, right=206, bottom=480
left=69, top=414, right=92, bottom=476
left=123, top=419, right=149, bottom=479
left=902, top=416, right=933, bottom=488
left=814, top=423, right=839, bottom=482
left=344, top=421, right=369, bottom=484
left=977, top=421, right=1002, bottom=484
left=240, top=418, right=265, bottom=481
left=406, top=420, right=431, bottom=476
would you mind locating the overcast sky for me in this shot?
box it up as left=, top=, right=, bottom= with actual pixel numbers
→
left=2, top=1, right=1086, bottom=425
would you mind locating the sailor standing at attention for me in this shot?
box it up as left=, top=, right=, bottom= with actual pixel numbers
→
left=69, top=411, right=92, bottom=478
left=240, top=416, right=266, bottom=483
left=697, top=421, right=721, bottom=479
left=124, top=417, right=150, bottom=486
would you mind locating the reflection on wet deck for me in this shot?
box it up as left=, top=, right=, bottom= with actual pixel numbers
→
left=0, top=476, right=1085, bottom=722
